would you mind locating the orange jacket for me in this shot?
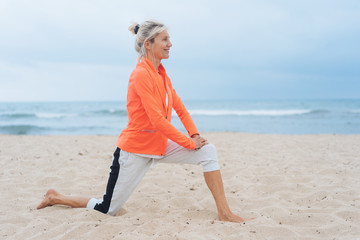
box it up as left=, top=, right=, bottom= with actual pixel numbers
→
left=117, top=58, right=198, bottom=156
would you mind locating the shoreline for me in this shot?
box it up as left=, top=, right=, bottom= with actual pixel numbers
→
left=1, top=133, right=359, bottom=239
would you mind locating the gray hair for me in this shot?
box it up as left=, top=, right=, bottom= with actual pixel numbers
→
left=128, top=20, right=167, bottom=61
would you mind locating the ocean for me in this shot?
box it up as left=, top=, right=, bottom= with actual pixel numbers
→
left=0, top=99, right=359, bottom=135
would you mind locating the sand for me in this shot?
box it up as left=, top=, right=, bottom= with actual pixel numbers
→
left=0, top=133, right=359, bottom=240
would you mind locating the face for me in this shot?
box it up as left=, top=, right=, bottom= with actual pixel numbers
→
left=146, top=30, right=172, bottom=61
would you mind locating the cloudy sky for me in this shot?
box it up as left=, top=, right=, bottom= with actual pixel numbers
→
left=1, top=0, right=359, bottom=102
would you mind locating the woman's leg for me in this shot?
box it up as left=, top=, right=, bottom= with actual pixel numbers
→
left=103, top=151, right=152, bottom=215
left=37, top=189, right=90, bottom=209
left=37, top=147, right=122, bottom=211
left=203, top=170, right=245, bottom=222
left=160, top=140, right=248, bottom=222
left=37, top=148, right=152, bottom=216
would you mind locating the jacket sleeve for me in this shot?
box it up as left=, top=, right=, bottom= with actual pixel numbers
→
left=171, top=87, right=199, bottom=137
left=134, top=70, right=196, bottom=150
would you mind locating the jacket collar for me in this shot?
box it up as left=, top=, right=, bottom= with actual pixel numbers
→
left=141, top=57, right=165, bottom=75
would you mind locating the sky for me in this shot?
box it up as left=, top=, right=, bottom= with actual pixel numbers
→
left=0, top=0, right=360, bottom=102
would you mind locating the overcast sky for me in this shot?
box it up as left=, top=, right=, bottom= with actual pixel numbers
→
left=1, top=0, right=359, bottom=102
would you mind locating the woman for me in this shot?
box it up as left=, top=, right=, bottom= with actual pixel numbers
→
left=37, top=20, right=246, bottom=223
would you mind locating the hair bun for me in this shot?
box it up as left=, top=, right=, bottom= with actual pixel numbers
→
left=128, top=22, right=140, bottom=35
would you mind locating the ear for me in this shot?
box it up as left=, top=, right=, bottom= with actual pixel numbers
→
left=144, top=40, right=152, bottom=50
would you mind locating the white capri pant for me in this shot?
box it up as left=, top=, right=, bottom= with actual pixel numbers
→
left=87, top=140, right=219, bottom=216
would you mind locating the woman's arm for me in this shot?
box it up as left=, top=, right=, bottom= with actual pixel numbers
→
left=134, top=70, right=196, bottom=149
left=171, top=87, right=208, bottom=149
left=171, top=87, right=199, bottom=137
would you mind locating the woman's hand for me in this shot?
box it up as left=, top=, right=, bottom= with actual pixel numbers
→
left=191, top=134, right=208, bottom=150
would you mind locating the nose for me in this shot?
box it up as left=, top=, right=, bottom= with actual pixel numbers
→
left=168, top=40, right=172, bottom=48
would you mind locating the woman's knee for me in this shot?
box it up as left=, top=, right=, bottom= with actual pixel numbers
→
left=200, top=143, right=217, bottom=159
left=199, top=144, right=220, bottom=172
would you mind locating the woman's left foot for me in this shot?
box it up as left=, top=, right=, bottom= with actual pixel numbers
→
left=37, top=189, right=59, bottom=209
left=218, top=212, right=253, bottom=223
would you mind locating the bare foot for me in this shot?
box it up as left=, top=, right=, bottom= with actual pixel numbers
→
left=37, top=189, right=59, bottom=209
left=218, top=212, right=254, bottom=223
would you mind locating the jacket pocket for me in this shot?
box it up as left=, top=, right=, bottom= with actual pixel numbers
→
left=141, top=129, right=157, bottom=133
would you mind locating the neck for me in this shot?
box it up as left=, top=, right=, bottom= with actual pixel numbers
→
left=146, top=53, right=161, bottom=71
left=150, top=58, right=161, bottom=71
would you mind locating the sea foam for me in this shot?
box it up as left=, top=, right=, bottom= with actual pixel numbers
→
left=187, top=109, right=311, bottom=116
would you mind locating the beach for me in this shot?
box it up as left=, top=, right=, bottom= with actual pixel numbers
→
left=0, top=133, right=359, bottom=240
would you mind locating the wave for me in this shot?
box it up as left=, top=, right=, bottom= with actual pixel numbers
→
left=0, top=109, right=128, bottom=121
left=91, top=109, right=128, bottom=116
left=1, top=108, right=333, bottom=120
left=0, top=113, right=37, bottom=119
left=349, top=109, right=360, bottom=114
left=308, top=109, right=331, bottom=114
left=35, top=113, right=77, bottom=118
left=187, top=109, right=315, bottom=116
left=0, top=125, right=49, bottom=135
left=0, top=112, right=76, bottom=119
